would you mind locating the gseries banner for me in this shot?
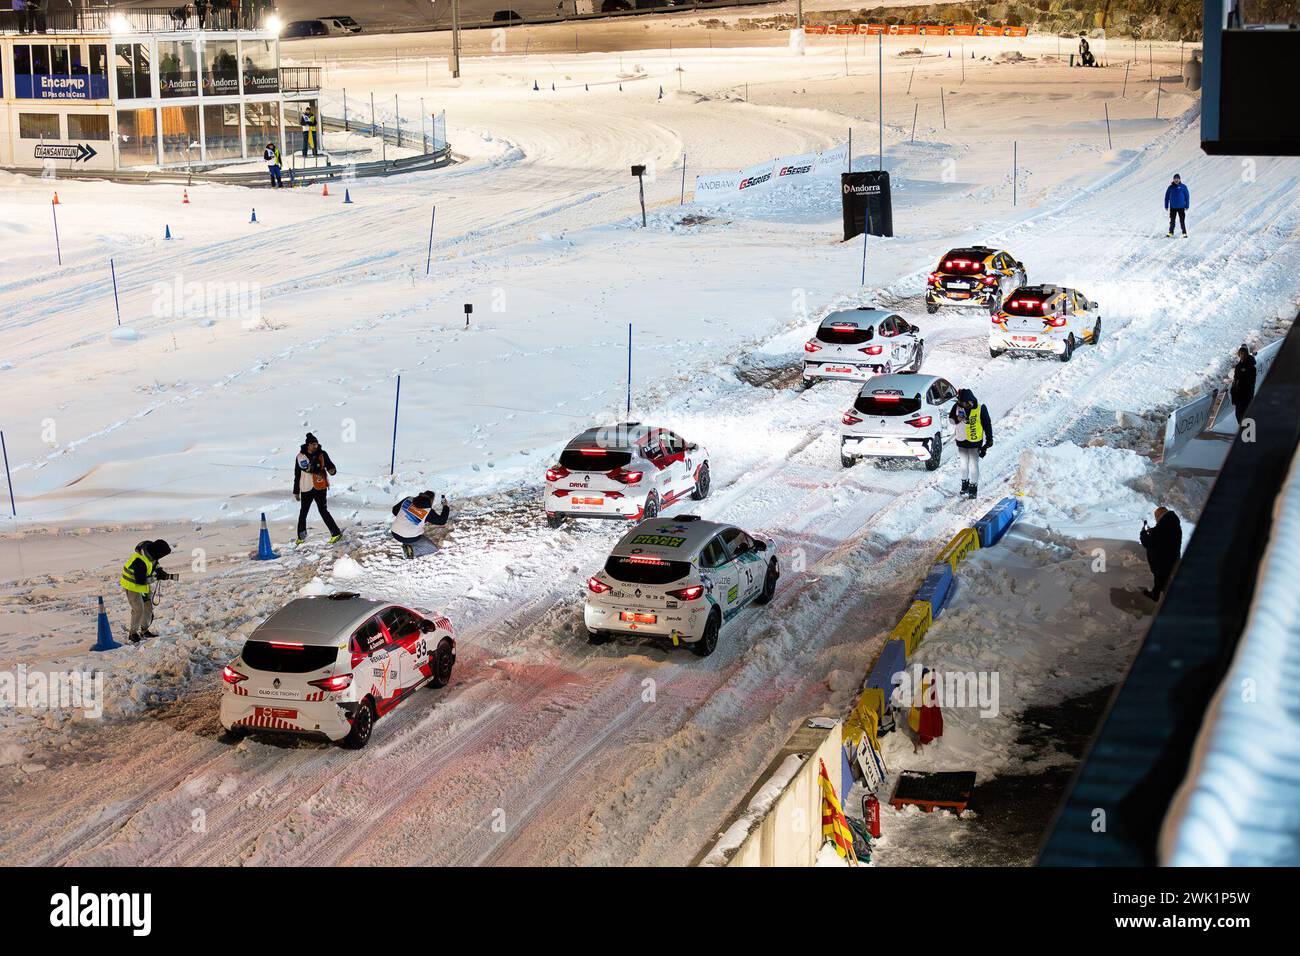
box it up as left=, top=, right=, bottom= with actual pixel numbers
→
left=694, top=142, right=849, bottom=201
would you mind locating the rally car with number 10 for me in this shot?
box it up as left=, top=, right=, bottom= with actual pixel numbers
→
left=584, top=516, right=778, bottom=657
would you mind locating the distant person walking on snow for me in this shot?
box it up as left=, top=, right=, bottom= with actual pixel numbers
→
left=1230, top=345, right=1257, bottom=428
left=1165, top=173, right=1190, bottom=237
left=293, top=433, right=342, bottom=544
left=950, top=388, right=993, bottom=500
left=120, top=539, right=178, bottom=643
left=263, top=141, right=282, bottom=187
left=390, top=491, right=451, bottom=559
left=1139, top=507, right=1182, bottom=601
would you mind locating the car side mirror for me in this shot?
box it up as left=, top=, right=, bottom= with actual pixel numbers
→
left=755, top=540, right=768, bottom=552
left=1016, top=261, right=1024, bottom=269
left=686, top=443, right=698, bottom=452
left=419, top=619, right=437, bottom=633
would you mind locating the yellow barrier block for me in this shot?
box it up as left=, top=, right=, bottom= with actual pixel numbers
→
left=890, top=600, right=933, bottom=657
left=936, top=527, right=980, bottom=572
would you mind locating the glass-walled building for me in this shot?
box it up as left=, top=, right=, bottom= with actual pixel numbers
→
left=1, top=17, right=319, bottom=173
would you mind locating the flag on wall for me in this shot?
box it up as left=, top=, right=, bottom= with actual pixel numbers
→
left=819, top=758, right=858, bottom=863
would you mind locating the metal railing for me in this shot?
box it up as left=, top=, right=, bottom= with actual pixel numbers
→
left=278, top=66, right=321, bottom=92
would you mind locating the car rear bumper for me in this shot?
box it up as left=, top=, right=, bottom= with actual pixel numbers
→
left=990, top=332, right=1067, bottom=355
left=220, top=694, right=354, bottom=742
left=545, top=491, right=645, bottom=520
left=803, top=360, right=886, bottom=382
left=927, top=287, right=997, bottom=308
left=584, top=600, right=707, bottom=643
left=841, top=434, right=932, bottom=460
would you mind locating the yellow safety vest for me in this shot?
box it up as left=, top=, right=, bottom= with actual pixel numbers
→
left=965, top=405, right=984, bottom=444
left=120, top=551, right=154, bottom=594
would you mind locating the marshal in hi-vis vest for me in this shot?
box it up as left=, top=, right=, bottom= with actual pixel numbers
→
left=965, top=405, right=984, bottom=444
left=120, top=551, right=154, bottom=593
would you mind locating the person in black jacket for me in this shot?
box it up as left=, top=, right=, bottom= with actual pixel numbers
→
left=1229, top=345, right=1257, bottom=428
left=1139, top=507, right=1182, bottom=601
left=293, top=433, right=342, bottom=544
left=119, top=540, right=177, bottom=642
left=950, top=388, right=993, bottom=499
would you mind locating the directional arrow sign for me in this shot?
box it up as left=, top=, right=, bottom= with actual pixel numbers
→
left=34, top=143, right=98, bottom=163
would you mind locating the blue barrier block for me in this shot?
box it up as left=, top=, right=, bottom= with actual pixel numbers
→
left=915, top=562, right=955, bottom=618
left=866, top=639, right=908, bottom=693
left=974, top=496, right=1024, bottom=548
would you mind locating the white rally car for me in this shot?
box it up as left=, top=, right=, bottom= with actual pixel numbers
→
left=219, top=593, right=455, bottom=749
left=583, top=516, right=778, bottom=657
left=989, top=284, right=1102, bottom=362
left=544, top=423, right=709, bottom=528
left=803, top=308, right=925, bottom=384
left=839, top=373, right=958, bottom=471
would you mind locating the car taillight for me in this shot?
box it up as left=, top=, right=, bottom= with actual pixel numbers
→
left=667, top=585, right=704, bottom=601
left=309, top=673, right=353, bottom=692
left=546, top=465, right=570, bottom=482
left=222, top=665, right=247, bottom=685
left=992, top=314, right=1007, bottom=325
left=860, top=345, right=884, bottom=355
left=587, top=576, right=611, bottom=594
left=804, top=340, right=822, bottom=353
left=906, top=416, right=933, bottom=428
left=928, top=272, right=940, bottom=283
left=1046, top=316, right=1067, bottom=327
left=842, top=411, right=863, bottom=425
left=609, top=469, right=643, bottom=484
left=980, top=274, right=998, bottom=286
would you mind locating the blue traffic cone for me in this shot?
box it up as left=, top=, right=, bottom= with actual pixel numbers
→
left=585, top=83, right=589, bottom=91
left=91, top=596, right=120, bottom=652
left=948, top=50, right=952, bottom=58
left=551, top=83, right=555, bottom=91
left=164, top=224, right=172, bottom=240
left=254, top=512, right=279, bottom=560
left=343, top=189, right=353, bottom=204
left=533, top=80, right=539, bottom=91
left=250, top=207, right=258, bottom=223
left=619, top=83, right=623, bottom=91
left=658, top=86, right=664, bottom=99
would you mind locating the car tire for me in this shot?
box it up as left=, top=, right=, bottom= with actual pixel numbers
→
left=220, top=726, right=249, bottom=743
left=587, top=628, right=611, bottom=645
left=690, top=610, right=721, bottom=657
left=545, top=513, right=565, bottom=529
left=924, top=435, right=943, bottom=472
left=1060, top=334, right=1076, bottom=363
left=643, top=492, right=660, bottom=520
left=990, top=347, right=1005, bottom=358
left=906, top=341, right=924, bottom=373
left=841, top=450, right=855, bottom=469
left=428, top=637, right=455, bottom=688
left=691, top=463, right=711, bottom=500
left=1091, top=319, right=1102, bottom=345
left=925, top=302, right=939, bottom=315
left=755, top=558, right=779, bottom=605
left=342, top=699, right=375, bottom=750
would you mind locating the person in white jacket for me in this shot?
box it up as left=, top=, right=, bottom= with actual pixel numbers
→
left=390, top=490, right=450, bottom=558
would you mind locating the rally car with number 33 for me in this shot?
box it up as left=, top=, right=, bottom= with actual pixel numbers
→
left=583, top=516, right=778, bottom=657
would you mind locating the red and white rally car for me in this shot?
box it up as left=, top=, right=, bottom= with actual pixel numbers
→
left=543, top=423, right=710, bottom=528
left=219, top=593, right=455, bottom=749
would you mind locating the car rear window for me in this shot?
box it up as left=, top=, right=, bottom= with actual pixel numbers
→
left=559, top=448, right=632, bottom=471
left=817, top=323, right=873, bottom=345
left=854, top=394, right=923, bottom=416
left=604, top=555, right=692, bottom=585
left=241, top=641, right=338, bottom=673
left=1003, top=297, right=1048, bottom=316
left=938, top=253, right=986, bottom=274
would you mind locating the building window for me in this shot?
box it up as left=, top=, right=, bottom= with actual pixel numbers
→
left=115, top=43, right=152, bottom=100
left=19, top=114, right=62, bottom=140
left=203, top=40, right=240, bottom=96
left=13, top=42, right=111, bottom=100
left=68, top=114, right=111, bottom=141
left=160, top=105, right=201, bottom=165
left=241, top=39, right=279, bottom=94
left=242, top=101, right=281, bottom=156
left=159, top=39, right=200, bottom=99
left=117, top=108, right=159, bottom=167
left=203, top=104, right=243, bottom=160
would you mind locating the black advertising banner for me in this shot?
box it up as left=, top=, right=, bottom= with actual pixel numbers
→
left=842, top=171, right=894, bottom=240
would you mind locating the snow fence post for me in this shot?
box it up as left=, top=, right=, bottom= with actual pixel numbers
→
left=390, top=375, right=401, bottom=477
left=0, top=430, right=14, bottom=516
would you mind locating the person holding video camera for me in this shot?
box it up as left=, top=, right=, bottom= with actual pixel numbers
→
left=119, top=539, right=179, bottom=643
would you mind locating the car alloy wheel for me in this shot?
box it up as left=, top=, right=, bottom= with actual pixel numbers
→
left=690, top=612, right=720, bottom=657
left=430, top=637, right=455, bottom=688
left=692, top=463, right=711, bottom=501
left=343, top=700, right=375, bottom=749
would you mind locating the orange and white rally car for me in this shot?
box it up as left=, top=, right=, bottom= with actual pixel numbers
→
left=220, top=593, right=455, bottom=749
left=925, top=245, right=1027, bottom=315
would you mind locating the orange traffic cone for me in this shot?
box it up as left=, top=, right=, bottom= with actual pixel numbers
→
left=322, top=183, right=330, bottom=197
left=183, top=189, right=190, bottom=204
left=52, top=192, right=61, bottom=205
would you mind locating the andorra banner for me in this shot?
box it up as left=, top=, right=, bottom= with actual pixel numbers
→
left=694, top=142, right=850, bottom=202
